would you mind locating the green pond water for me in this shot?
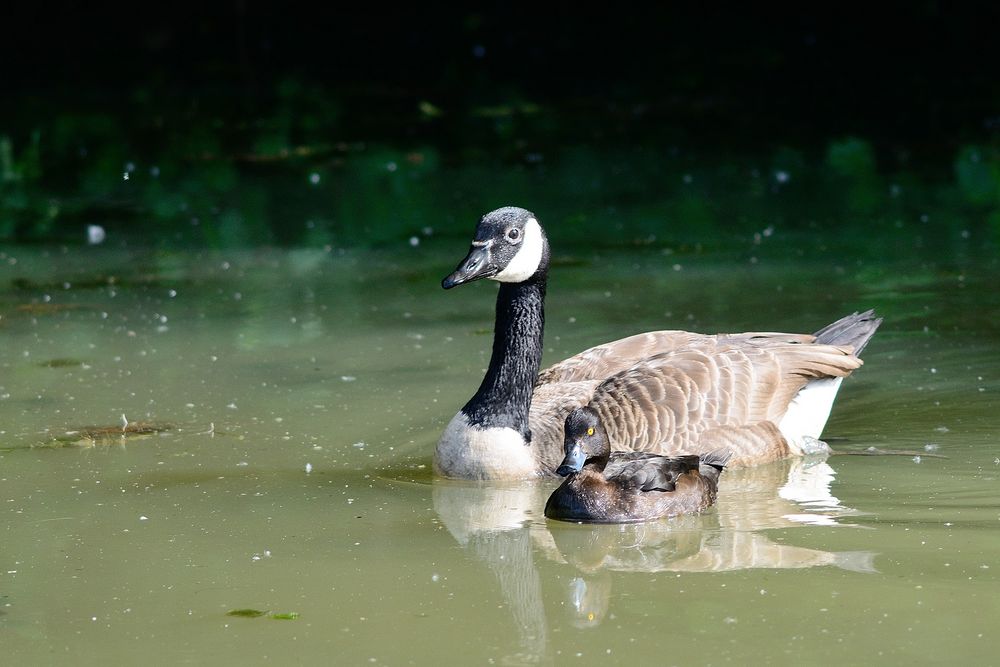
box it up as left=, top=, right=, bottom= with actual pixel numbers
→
left=1, top=240, right=999, bottom=664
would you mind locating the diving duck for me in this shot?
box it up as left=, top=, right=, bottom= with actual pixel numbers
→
left=436, top=206, right=881, bottom=480
left=544, top=407, right=728, bottom=523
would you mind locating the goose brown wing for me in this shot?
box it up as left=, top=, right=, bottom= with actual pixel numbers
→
left=537, top=331, right=704, bottom=385
left=587, top=339, right=863, bottom=456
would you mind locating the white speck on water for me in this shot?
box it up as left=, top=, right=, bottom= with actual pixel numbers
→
left=227, top=402, right=238, bottom=410
left=774, top=170, right=790, bottom=183
left=409, top=236, right=420, bottom=247
left=672, top=264, right=682, bottom=271
left=352, top=442, right=366, bottom=449
left=431, top=573, right=440, bottom=582
left=87, top=225, right=106, bottom=245
left=386, top=161, right=397, bottom=172
left=341, top=375, right=356, bottom=382
left=912, top=456, right=922, bottom=464
left=139, top=516, right=148, bottom=521
left=682, top=173, right=693, bottom=184
left=123, top=172, right=129, bottom=180
left=305, top=463, right=313, bottom=473
left=930, top=367, right=937, bottom=374
left=309, top=172, right=321, bottom=185
left=150, top=165, right=160, bottom=177
left=724, top=616, right=737, bottom=624
left=168, top=289, right=177, bottom=298
left=924, top=444, right=940, bottom=451
left=237, top=461, right=249, bottom=467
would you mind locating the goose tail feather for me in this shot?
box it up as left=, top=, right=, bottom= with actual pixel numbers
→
left=812, top=309, right=883, bottom=357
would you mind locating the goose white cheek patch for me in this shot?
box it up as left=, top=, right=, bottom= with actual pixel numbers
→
left=493, top=218, right=543, bottom=283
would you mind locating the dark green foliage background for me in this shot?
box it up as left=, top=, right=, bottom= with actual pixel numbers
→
left=2, top=4, right=998, bottom=253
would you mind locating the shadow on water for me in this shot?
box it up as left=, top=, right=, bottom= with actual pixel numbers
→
left=431, top=456, right=876, bottom=662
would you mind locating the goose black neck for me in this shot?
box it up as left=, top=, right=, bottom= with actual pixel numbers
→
left=462, top=278, right=546, bottom=438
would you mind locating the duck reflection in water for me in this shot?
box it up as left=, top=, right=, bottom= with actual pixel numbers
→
left=432, top=454, right=875, bottom=652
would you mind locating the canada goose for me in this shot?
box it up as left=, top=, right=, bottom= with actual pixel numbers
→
left=436, top=206, right=881, bottom=480
left=544, top=407, right=728, bottom=523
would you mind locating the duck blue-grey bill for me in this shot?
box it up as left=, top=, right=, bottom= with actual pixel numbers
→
left=556, top=443, right=586, bottom=476
left=442, top=245, right=495, bottom=289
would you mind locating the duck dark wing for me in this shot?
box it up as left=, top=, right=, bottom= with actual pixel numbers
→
left=605, top=453, right=703, bottom=492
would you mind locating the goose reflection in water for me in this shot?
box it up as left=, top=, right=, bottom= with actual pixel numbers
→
left=432, top=455, right=875, bottom=656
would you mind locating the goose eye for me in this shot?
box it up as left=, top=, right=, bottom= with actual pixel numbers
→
left=506, top=228, right=520, bottom=242
left=586, top=427, right=594, bottom=436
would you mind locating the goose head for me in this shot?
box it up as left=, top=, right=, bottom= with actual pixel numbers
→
left=557, top=407, right=611, bottom=475
left=442, top=206, right=550, bottom=289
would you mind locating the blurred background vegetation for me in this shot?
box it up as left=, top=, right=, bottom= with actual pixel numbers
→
left=1, top=4, right=998, bottom=255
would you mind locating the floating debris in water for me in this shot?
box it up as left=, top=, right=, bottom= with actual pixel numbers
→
left=340, top=376, right=356, bottom=382
left=44, top=419, right=174, bottom=448
left=14, top=303, right=85, bottom=315
left=912, top=456, right=922, bottom=463
left=226, top=608, right=299, bottom=621
left=924, top=443, right=940, bottom=452
left=305, top=463, right=313, bottom=473
left=87, top=224, right=106, bottom=245
left=37, top=358, right=86, bottom=368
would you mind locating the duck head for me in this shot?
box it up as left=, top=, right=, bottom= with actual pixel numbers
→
left=557, top=407, right=611, bottom=475
left=442, top=206, right=550, bottom=289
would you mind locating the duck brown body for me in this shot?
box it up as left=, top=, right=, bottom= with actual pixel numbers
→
left=543, top=406, right=727, bottom=523
left=544, top=452, right=725, bottom=523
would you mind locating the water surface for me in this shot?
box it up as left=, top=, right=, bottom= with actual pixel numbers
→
left=2, top=242, right=998, bottom=664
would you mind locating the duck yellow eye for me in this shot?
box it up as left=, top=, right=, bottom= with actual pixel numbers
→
left=586, top=427, right=594, bottom=436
